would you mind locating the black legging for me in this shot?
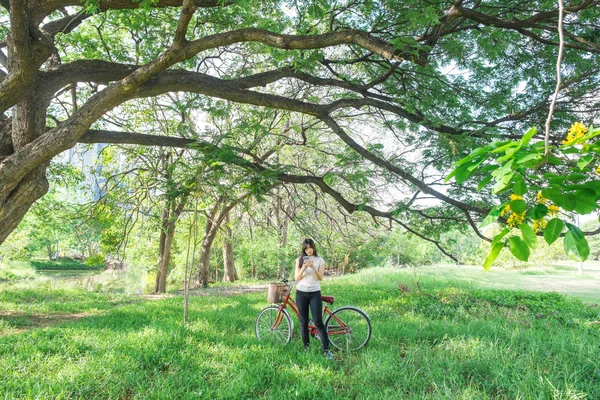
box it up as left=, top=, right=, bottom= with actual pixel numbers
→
left=296, top=289, right=330, bottom=351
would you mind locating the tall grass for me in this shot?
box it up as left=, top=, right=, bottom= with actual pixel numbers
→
left=1, top=268, right=598, bottom=399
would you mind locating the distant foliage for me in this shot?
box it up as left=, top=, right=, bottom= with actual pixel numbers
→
left=30, top=258, right=104, bottom=271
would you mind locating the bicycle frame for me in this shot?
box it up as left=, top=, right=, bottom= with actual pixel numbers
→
left=272, top=283, right=349, bottom=337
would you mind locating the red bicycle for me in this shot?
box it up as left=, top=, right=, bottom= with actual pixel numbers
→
left=255, top=279, right=372, bottom=351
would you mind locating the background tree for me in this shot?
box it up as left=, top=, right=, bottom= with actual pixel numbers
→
left=0, top=0, right=598, bottom=262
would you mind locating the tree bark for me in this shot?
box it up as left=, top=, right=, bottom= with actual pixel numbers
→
left=154, top=197, right=187, bottom=294
left=222, top=214, right=238, bottom=282
left=273, top=188, right=293, bottom=278
left=197, top=197, right=236, bottom=287
left=248, top=216, right=256, bottom=278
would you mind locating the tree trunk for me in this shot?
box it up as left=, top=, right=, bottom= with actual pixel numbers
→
left=197, top=196, right=237, bottom=287
left=222, top=214, right=238, bottom=282
left=0, top=1, right=53, bottom=244
left=0, top=80, right=50, bottom=244
left=341, top=253, right=350, bottom=275
left=197, top=232, right=218, bottom=287
left=273, top=190, right=293, bottom=279
left=249, top=216, right=256, bottom=278
left=154, top=196, right=186, bottom=294
left=154, top=206, right=170, bottom=294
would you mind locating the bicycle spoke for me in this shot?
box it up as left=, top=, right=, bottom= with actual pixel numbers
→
left=326, top=308, right=371, bottom=351
left=256, top=306, right=292, bottom=345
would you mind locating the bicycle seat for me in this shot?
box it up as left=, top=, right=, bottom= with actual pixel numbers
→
left=321, top=295, right=335, bottom=305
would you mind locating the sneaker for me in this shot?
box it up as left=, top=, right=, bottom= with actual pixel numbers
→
left=324, top=350, right=334, bottom=360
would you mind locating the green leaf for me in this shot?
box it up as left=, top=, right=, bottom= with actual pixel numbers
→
left=492, top=228, right=510, bottom=246
left=480, top=210, right=500, bottom=228
left=508, top=236, right=530, bottom=261
left=581, top=125, right=600, bottom=141
left=496, top=144, right=521, bottom=162
left=516, top=153, right=542, bottom=165
left=513, top=176, right=527, bottom=196
left=577, top=154, right=594, bottom=170
left=477, top=174, right=493, bottom=191
left=480, top=206, right=501, bottom=228
left=510, top=199, right=527, bottom=214
left=548, top=176, right=566, bottom=187
left=546, top=156, right=563, bottom=165
left=521, top=127, right=537, bottom=145
left=454, top=163, right=475, bottom=184
left=544, top=218, right=564, bottom=245
left=564, top=231, right=589, bottom=262
left=562, top=194, right=576, bottom=212
left=323, top=172, right=337, bottom=186
left=492, top=175, right=513, bottom=194
left=483, top=242, right=504, bottom=271
left=565, top=173, right=587, bottom=181
left=541, top=189, right=564, bottom=207
left=519, top=223, right=537, bottom=250
left=573, top=189, right=598, bottom=214
left=565, top=223, right=585, bottom=240
left=529, top=204, right=548, bottom=220
left=446, top=161, right=478, bottom=183
left=491, top=142, right=519, bottom=154
left=491, top=160, right=514, bottom=179
left=453, top=147, right=488, bottom=167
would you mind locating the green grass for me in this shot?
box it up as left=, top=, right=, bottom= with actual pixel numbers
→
left=401, top=262, right=600, bottom=305
left=1, top=268, right=599, bottom=399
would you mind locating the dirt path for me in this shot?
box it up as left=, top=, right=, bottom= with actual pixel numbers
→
left=0, top=311, right=97, bottom=336
left=142, top=283, right=269, bottom=300
left=1, top=284, right=270, bottom=335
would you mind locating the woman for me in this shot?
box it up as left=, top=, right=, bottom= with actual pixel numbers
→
left=294, top=238, right=333, bottom=360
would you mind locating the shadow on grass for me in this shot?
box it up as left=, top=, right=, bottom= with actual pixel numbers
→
left=1, top=282, right=600, bottom=399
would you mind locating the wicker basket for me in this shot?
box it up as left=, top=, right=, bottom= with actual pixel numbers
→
left=267, top=283, right=288, bottom=303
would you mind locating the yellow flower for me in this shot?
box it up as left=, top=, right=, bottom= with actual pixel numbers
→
left=533, top=218, right=547, bottom=233
left=500, top=204, right=511, bottom=217
left=507, top=211, right=526, bottom=227
left=509, top=194, right=523, bottom=201
left=562, top=122, right=588, bottom=145
left=536, top=192, right=550, bottom=205
left=548, top=204, right=560, bottom=217
left=596, top=165, right=600, bottom=174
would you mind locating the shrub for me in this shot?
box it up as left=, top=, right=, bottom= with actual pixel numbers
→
left=85, top=254, right=107, bottom=268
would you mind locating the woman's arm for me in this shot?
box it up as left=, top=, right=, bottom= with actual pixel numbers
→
left=295, top=259, right=308, bottom=281
left=312, top=260, right=324, bottom=281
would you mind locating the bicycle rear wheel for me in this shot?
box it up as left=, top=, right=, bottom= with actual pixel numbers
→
left=325, top=306, right=371, bottom=351
left=255, top=305, right=293, bottom=344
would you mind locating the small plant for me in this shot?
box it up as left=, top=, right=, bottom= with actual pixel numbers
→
left=84, top=254, right=106, bottom=269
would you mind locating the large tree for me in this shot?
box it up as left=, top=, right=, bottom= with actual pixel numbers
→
left=1, top=0, right=598, bottom=254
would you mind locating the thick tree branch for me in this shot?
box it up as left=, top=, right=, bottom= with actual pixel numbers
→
left=456, top=1, right=600, bottom=53
left=79, top=129, right=196, bottom=147
left=39, top=0, right=232, bottom=20
left=0, top=0, right=53, bottom=113
left=41, top=11, right=91, bottom=37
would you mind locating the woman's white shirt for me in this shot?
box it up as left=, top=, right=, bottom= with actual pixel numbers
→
left=296, top=256, right=325, bottom=292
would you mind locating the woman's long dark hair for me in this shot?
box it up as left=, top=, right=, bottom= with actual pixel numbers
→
left=297, top=238, right=318, bottom=269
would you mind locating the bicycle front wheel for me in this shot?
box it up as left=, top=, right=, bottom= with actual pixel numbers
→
left=255, top=305, right=293, bottom=345
left=325, top=306, right=371, bottom=351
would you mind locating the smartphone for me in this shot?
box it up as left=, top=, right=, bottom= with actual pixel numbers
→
left=302, top=256, right=309, bottom=261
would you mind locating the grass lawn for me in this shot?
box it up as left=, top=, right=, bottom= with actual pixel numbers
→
left=405, top=261, right=600, bottom=305
left=0, top=267, right=599, bottom=399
